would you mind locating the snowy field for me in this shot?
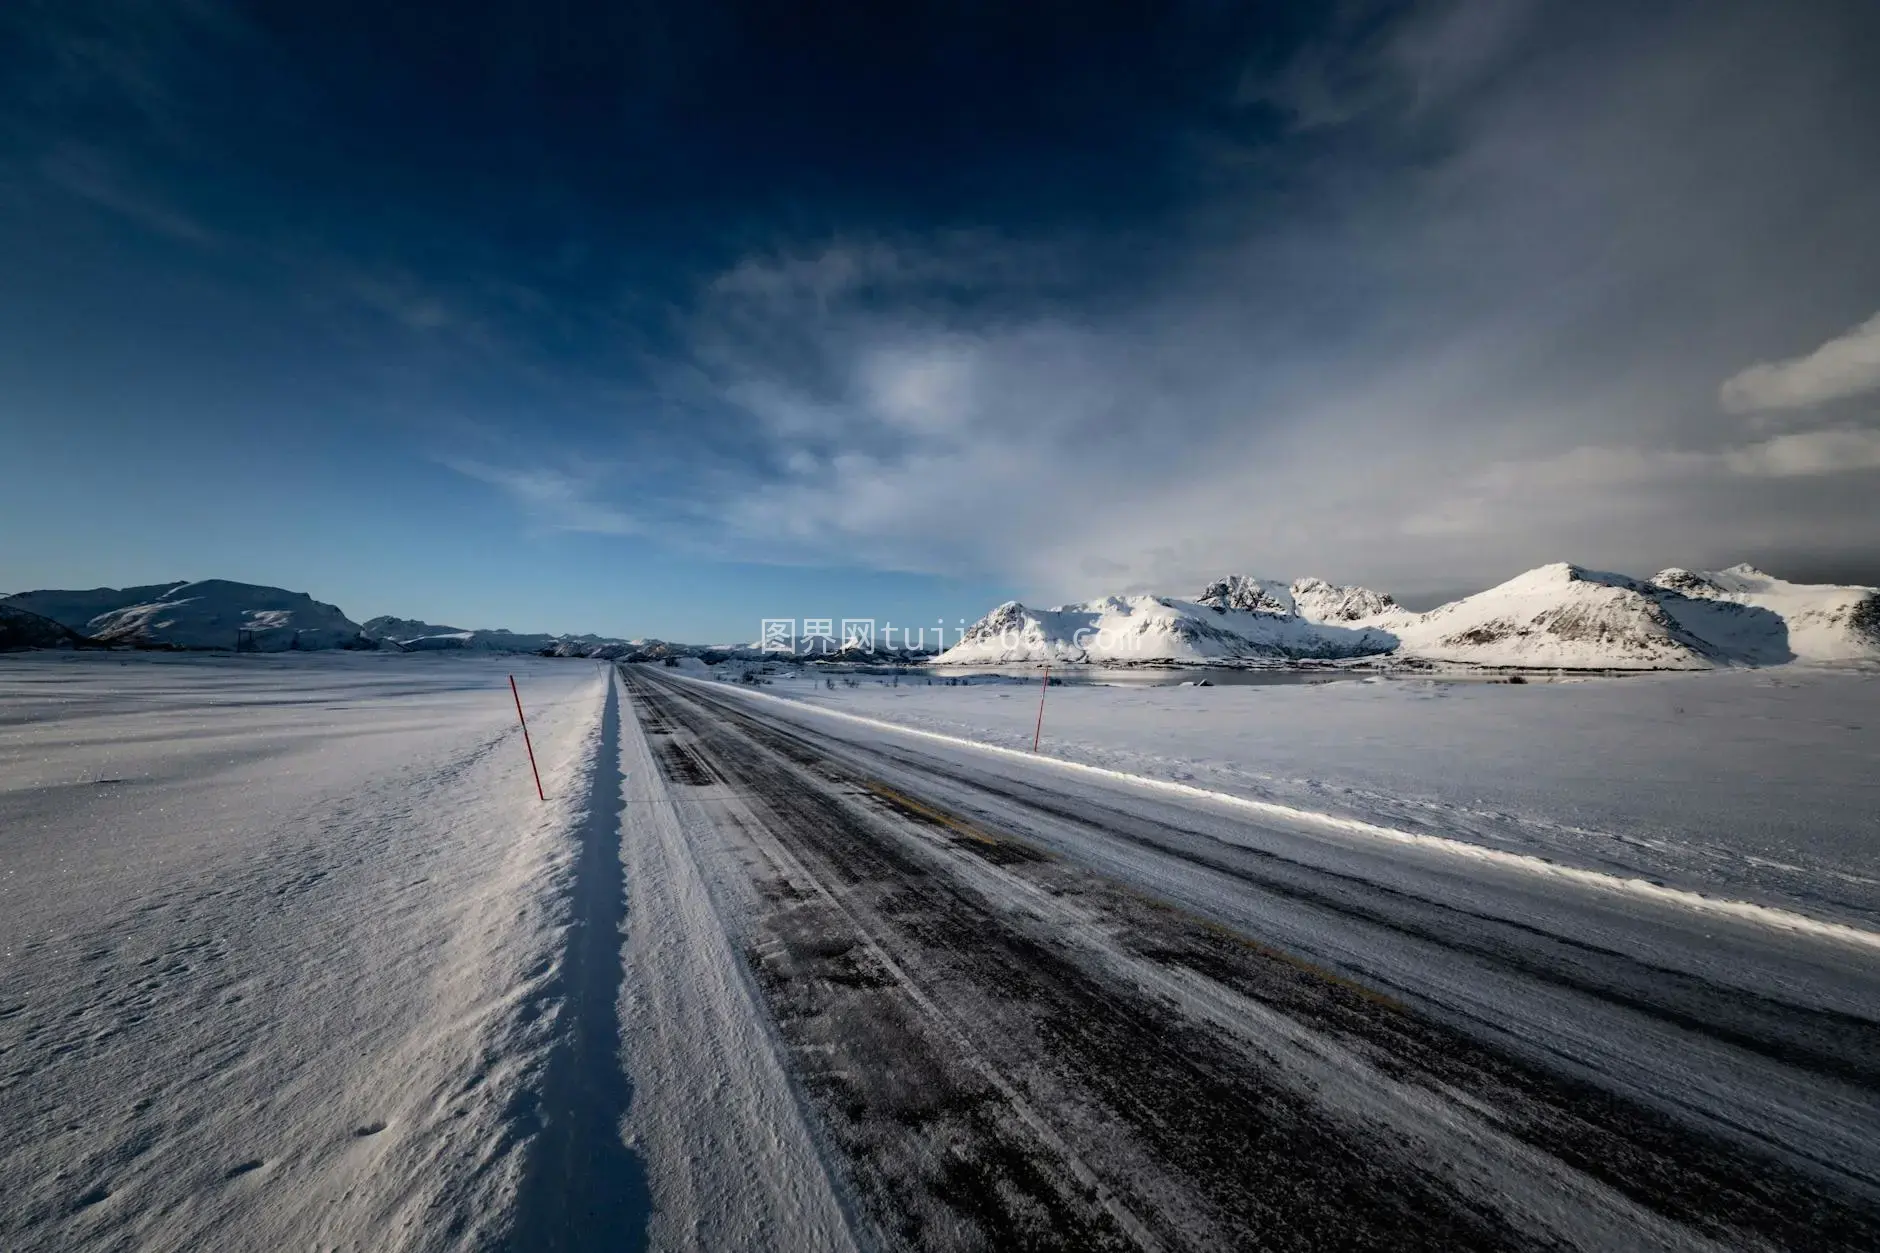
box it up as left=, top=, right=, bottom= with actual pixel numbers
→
left=736, top=665, right=1880, bottom=925
left=0, top=652, right=615, bottom=1252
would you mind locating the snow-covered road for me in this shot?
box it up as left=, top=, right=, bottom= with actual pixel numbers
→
left=621, top=665, right=1880, bottom=1251
left=0, top=653, right=621, bottom=1252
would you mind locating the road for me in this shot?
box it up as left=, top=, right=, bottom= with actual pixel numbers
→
left=618, top=664, right=1880, bottom=1252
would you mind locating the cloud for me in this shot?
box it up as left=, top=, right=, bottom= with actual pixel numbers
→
left=1719, top=311, right=1880, bottom=414
left=442, top=459, right=639, bottom=536
left=665, top=1, right=1880, bottom=600
left=1239, top=0, right=1538, bottom=130
left=1724, top=427, right=1880, bottom=477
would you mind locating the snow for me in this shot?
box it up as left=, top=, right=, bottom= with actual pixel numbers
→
left=1195, top=574, right=1298, bottom=615
left=1286, top=575, right=1402, bottom=622
left=1386, top=562, right=1711, bottom=668
left=1655, top=564, right=1880, bottom=661
left=615, top=673, right=856, bottom=1252
left=938, top=593, right=1399, bottom=665
left=722, top=665, right=1880, bottom=925
left=938, top=561, right=1880, bottom=670
left=7, top=644, right=1874, bottom=1245
left=660, top=666, right=1880, bottom=1228
left=0, top=652, right=616, bottom=1252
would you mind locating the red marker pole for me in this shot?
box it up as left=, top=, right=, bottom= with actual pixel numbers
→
left=1032, top=664, right=1051, bottom=753
left=510, top=674, right=546, bottom=801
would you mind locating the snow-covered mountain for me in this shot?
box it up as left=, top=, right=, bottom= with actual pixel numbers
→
left=938, top=563, right=1880, bottom=669
left=1387, top=564, right=1720, bottom=668
left=940, top=586, right=1402, bottom=666
left=1651, top=565, right=1880, bottom=662
left=1, top=580, right=372, bottom=651
left=3, top=582, right=193, bottom=631
left=362, top=615, right=644, bottom=658
left=1289, top=577, right=1403, bottom=623
left=360, top=615, right=467, bottom=642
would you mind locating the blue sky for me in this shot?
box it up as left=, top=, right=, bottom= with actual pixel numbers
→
left=4, top=1, right=1880, bottom=641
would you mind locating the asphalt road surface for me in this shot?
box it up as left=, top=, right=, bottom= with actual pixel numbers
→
left=618, top=665, right=1880, bottom=1252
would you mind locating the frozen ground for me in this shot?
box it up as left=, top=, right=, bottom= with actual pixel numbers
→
left=0, top=652, right=619, bottom=1252
left=734, top=665, right=1880, bottom=925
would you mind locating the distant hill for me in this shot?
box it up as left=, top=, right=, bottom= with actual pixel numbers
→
left=0, top=604, right=93, bottom=651
left=361, top=615, right=645, bottom=658
left=3, top=583, right=655, bottom=657
left=359, top=615, right=467, bottom=641
left=2, top=580, right=372, bottom=651
left=3, top=582, right=191, bottom=632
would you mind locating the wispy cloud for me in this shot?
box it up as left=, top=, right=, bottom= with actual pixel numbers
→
left=442, top=459, right=639, bottom=536
left=1237, top=0, right=1538, bottom=130
left=1719, top=310, right=1880, bottom=413
left=1724, top=427, right=1880, bottom=476
left=40, top=145, right=218, bottom=246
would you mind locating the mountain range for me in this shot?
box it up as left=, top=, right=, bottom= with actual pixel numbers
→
left=0, top=580, right=648, bottom=657
left=937, top=563, right=1880, bottom=670
left=6, top=563, right=1875, bottom=668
